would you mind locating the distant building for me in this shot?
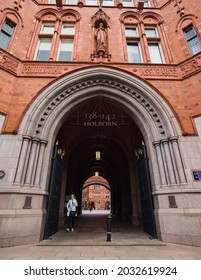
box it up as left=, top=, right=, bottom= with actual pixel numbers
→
left=82, top=176, right=111, bottom=209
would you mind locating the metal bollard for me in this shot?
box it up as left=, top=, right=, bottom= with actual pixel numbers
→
left=106, top=214, right=112, bottom=241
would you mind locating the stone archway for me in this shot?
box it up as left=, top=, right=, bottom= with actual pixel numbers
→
left=17, top=66, right=184, bottom=190
left=10, top=66, right=193, bottom=246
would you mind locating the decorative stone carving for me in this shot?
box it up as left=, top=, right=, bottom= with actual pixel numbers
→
left=95, top=22, right=107, bottom=55
left=91, top=10, right=111, bottom=61
left=0, top=51, right=19, bottom=74
left=35, top=78, right=166, bottom=136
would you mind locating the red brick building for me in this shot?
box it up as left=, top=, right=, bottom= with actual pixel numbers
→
left=0, top=0, right=201, bottom=247
left=82, top=176, right=111, bottom=209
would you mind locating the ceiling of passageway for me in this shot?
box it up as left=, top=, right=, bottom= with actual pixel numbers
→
left=57, top=99, right=143, bottom=188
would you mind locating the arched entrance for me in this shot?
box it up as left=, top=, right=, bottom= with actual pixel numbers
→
left=16, top=66, right=187, bottom=245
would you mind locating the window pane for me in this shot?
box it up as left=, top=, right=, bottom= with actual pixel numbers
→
left=49, top=0, right=56, bottom=3
left=127, top=42, right=141, bottom=63
left=144, top=0, right=150, bottom=7
left=2, top=20, right=15, bottom=35
left=58, top=39, right=73, bottom=61
left=148, top=43, right=163, bottom=63
left=0, top=114, right=5, bottom=133
left=103, top=0, right=114, bottom=6
left=184, top=25, right=201, bottom=54
left=184, top=26, right=196, bottom=40
left=66, top=0, right=78, bottom=4
left=0, top=31, right=11, bottom=50
left=123, top=0, right=134, bottom=7
left=189, top=37, right=201, bottom=54
left=125, top=27, right=138, bottom=37
left=41, top=24, right=54, bottom=34
left=145, top=28, right=157, bottom=37
left=86, top=0, right=97, bottom=5
left=62, top=24, right=75, bottom=35
left=35, top=39, right=51, bottom=61
left=0, top=19, right=15, bottom=50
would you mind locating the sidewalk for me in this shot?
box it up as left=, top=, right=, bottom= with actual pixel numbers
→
left=0, top=210, right=201, bottom=260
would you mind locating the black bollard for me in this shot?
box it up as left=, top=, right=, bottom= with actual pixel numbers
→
left=107, top=214, right=112, bottom=241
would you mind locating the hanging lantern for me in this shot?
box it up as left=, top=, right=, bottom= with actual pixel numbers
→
left=96, top=151, right=101, bottom=160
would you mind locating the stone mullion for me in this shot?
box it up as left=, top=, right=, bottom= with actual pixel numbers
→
left=34, top=140, right=48, bottom=187
left=153, top=141, right=167, bottom=186
left=14, top=135, right=31, bottom=184
left=158, top=21, right=173, bottom=63
left=161, top=139, right=177, bottom=185
left=139, top=21, right=150, bottom=63
left=170, top=136, right=187, bottom=184
left=49, top=19, right=60, bottom=61
left=24, top=138, right=40, bottom=185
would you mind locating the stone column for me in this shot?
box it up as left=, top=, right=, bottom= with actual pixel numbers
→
left=170, top=136, right=187, bottom=184
left=153, top=141, right=167, bottom=186
left=34, top=140, right=48, bottom=187
left=161, top=139, right=177, bottom=185
left=24, top=137, right=40, bottom=185
left=14, top=135, right=31, bottom=184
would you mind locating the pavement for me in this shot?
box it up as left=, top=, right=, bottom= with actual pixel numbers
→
left=1, top=210, right=201, bottom=260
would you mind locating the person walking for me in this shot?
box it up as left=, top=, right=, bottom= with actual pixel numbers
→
left=66, top=194, right=78, bottom=232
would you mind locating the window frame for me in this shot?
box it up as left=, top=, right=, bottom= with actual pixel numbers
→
left=148, top=42, right=164, bottom=64
left=0, top=18, right=16, bottom=50
left=127, top=41, right=142, bottom=63
left=34, top=38, right=52, bottom=61
left=183, top=25, right=201, bottom=55
left=57, top=38, right=74, bottom=61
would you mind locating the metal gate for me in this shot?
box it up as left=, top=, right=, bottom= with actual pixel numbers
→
left=44, top=144, right=63, bottom=239
left=137, top=143, right=157, bottom=238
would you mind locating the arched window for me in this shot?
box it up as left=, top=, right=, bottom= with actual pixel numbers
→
left=27, top=9, right=80, bottom=61
left=176, top=16, right=201, bottom=57
left=120, top=12, right=170, bottom=64
left=0, top=18, right=16, bottom=50
left=183, top=25, right=201, bottom=55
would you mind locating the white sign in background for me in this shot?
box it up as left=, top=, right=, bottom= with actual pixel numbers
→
left=0, top=260, right=200, bottom=280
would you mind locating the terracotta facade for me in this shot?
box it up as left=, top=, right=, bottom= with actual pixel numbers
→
left=0, top=0, right=201, bottom=247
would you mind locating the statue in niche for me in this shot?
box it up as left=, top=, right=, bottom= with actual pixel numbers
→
left=95, top=22, right=107, bottom=54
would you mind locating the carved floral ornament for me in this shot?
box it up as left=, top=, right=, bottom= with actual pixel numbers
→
left=34, top=78, right=166, bottom=137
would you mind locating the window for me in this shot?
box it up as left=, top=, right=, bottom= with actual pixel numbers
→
left=127, top=42, right=142, bottom=63
left=148, top=43, right=164, bottom=63
left=0, top=114, right=5, bottom=133
left=58, top=39, right=73, bottom=61
left=58, top=23, right=75, bottom=61
left=66, top=0, right=78, bottom=4
left=61, top=24, right=75, bottom=35
left=125, top=26, right=142, bottom=63
left=103, top=0, right=114, bottom=6
left=34, top=23, right=54, bottom=61
left=145, top=26, right=164, bottom=63
left=144, top=0, right=150, bottom=7
left=125, top=26, right=138, bottom=37
left=0, top=19, right=15, bottom=50
left=194, top=116, right=201, bottom=142
left=86, top=0, right=97, bottom=5
left=145, top=27, right=158, bottom=37
left=49, top=0, right=56, bottom=3
left=123, top=0, right=134, bottom=7
left=184, top=25, right=201, bottom=55
left=35, top=39, right=52, bottom=61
